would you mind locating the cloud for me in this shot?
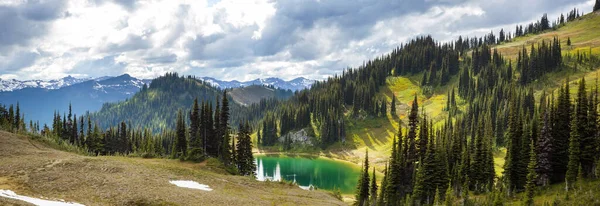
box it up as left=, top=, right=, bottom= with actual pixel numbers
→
left=0, top=0, right=67, bottom=52
left=0, top=0, right=593, bottom=81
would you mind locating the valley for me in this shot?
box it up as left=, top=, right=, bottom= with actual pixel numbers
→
left=2, top=2, right=600, bottom=206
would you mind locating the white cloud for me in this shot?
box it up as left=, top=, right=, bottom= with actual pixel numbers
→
left=0, top=0, right=592, bottom=81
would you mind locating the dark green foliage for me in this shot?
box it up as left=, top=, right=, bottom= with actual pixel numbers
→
left=525, top=139, right=537, bottom=206
left=390, top=94, right=396, bottom=115
left=581, top=81, right=598, bottom=178
left=518, top=38, right=562, bottom=85
left=219, top=91, right=232, bottom=165
left=260, top=112, right=278, bottom=146
left=536, top=110, right=553, bottom=187
left=173, top=110, right=187, bottom=159
left=552, top=81, right=571, bottom=183
left=369, top=168, right=378, bottom=206
left=504, top=96, right=526, bottom=192
left=236, top=122, right=255, bottom=176
left=91, top=73, right=251, bottom=132
left=355, top=149, right=370, bottom=206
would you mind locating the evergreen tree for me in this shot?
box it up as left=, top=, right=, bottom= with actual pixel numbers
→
left=189, top=98, right=201, bottom=154
left=566, top=112, right=580, bottom=189
left=369, top=168, right=378, bottom=206
left=525, top=139, right=537, bottom=206
left=355, top=149, right=370, bottom=206
left=236, top=122, right=255, bottom=176
left=219, top=91, right=231, bottom=164
left=173, top=110, right=187, bottom=159
left=377, top=164, right=388, bottom=206
left=552, top=81, right=571, bottom=183
left=391, top=94, right=397, bottom=115
left=504, top=95, right=526, bottom=192
left=536, top=110, right=553, bottom=187
left=14, top=102, right=20, bottom=131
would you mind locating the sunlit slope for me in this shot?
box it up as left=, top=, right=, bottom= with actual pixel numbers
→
left=341, top=12, right=600, bottom=170
left=496, top=12, right=600, bottom=59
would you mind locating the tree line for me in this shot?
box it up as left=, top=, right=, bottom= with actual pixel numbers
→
left=2, top=89, right=256, bottom=177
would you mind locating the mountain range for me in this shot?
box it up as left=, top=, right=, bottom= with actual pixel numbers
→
left=198, top=77, right=315, bottom=91
left=0, top=74, right=151, bottom=125
left=0, top=75, right=314, bottom=125
left=0, top=76, right=315, bottom=92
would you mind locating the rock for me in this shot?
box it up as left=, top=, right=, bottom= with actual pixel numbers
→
left=278, top=129, right=313, bottom=146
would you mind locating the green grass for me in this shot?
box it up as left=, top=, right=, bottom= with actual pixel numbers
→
left=493, top=148, right=506, bottom=177
left=496, top=12, right=600, bottom=59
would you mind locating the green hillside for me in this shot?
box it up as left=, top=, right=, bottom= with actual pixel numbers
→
left=91, top=73, right=250, bottom=131
left=325, top=11, right=600, bottom=169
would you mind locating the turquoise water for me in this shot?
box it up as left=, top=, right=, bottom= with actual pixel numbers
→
left=254, top=155, right=362, bottom=194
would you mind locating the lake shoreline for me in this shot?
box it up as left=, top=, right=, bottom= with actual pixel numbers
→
left=252, top=151, right=362, bottom=168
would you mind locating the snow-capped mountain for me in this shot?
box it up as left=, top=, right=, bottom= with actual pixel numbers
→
left=198, top=77, right=315, bottom=91
left=0, top=75, right=93, bottom=92
left=0, top=74, right=151, bottom=125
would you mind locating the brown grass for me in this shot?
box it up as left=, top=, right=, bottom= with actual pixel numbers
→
left=0, top=131, right=344, bottom=206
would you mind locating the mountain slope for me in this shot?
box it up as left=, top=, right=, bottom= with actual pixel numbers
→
left=0, top=74, right=151, bottom=126
left=91, top=73, right=249, bottom=130
left=0, top=131, right=343, bottom=205
left=254, top=11, right=600, bottom=171
left=229, top=85, right=294, bottom=106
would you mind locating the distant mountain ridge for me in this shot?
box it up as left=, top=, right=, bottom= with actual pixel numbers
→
left=0, top=75, right=93, bottom=92
left=198, top=77, right=315, bottom=91
left=1, top=75, right=315, bottom=92
left=0, top=74, right=152, bottom=125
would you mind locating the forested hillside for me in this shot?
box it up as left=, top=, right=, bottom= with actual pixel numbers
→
left=91, top=73, right=253, bottom=130
left=251, top=9, right=600, bottom=206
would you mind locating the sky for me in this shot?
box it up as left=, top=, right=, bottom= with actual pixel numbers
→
left=0, top=0, right=595, bottom=81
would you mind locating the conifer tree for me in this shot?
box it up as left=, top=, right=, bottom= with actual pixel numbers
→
left=377, top=165, right=387, bottom=206
left=536, top=109, right=553, bottom=187
left=220, top=91, right=231, bottom=164
left=566, top=113, right=580, bottom=189
left=189, top=98, right=201, bottom=153
left=355, top=149, right=370, bottom=206
left=369, top=168, right=378, bottom=206
left=445, top=183, right=454, bottom=206
left=504, top=95, right=526, bottom=192
left=14, top=102, right=20, bottom=132
left=552, top=81, right=571, bottom=183
left=173, top=110, right=187, bottom=159
left=525, top=139, right=537, bottom=206
left=236, top=122, right=255, bottom=176
left=391, top=94, right=396, bottom=115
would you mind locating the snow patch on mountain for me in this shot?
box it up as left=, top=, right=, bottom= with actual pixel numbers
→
left=0, top=75, right=150, bottom=92
left=0, top=76, right=92, bottom=92
left=197, top=77, right=315, bottom=91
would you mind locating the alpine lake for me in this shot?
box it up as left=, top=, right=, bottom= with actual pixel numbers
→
left=254, top=155, right=362, bottom=194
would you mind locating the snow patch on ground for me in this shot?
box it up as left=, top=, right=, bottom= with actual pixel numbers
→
left=169, top=180, right=213, bottom=191
left=0, top=190, right=84, bottom=206
left=298, top=185, right=316, bottom=190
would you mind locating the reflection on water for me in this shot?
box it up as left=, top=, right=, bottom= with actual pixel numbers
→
left=254, top=156, right=361, bottom=193
left=255, top=159, right=282, bottom=182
